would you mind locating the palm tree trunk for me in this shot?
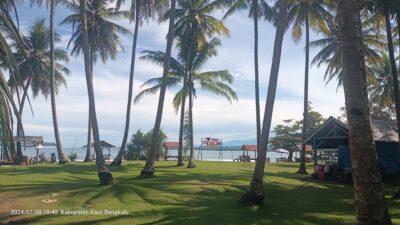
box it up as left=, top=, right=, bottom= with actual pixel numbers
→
left=141, top=0, right=176, bottom=176
left=177, top=82, right=187, bottom=166
left=111, top=1, right=141, bottom=166
left=187, top=86, right=196, bottom=168
left=184, top=26, right=198, bottom=169
left=394, top=12, right=400, bottom=201
left=298, top=9, right=309, bottom=175
left=84, top=45, right=95, bottom=162
left=253, top=0, right=261, bottom=152
left=2, top=77, right=23, bottom=162
left=241, top=0, right=288, bottom=205
left=79, top=0, right=112, bottom=185
left=49, top=0, right=68, bottom=164
left=397, top=13, right=400, bottom=69
left=84, top=116, right=93, bottom=162
left=338, top=0, right=392, bottom=224
left=16, top=78, right=31, bottom=161
left=384, top=6, right=400, bottom=146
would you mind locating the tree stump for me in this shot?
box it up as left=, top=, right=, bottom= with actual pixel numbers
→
left=98, top=171, right=113, bottom=185
left=140, top=169, right=154, bottom=176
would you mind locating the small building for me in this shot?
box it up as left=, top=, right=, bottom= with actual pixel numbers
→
left=241, top=144, right=257, bottom=158
left=163, top=142, right=179, bottom=160
left=294, top=144, right=314, bottom=162
left=82, top=140, right=115, bottom=161
left=305, top=116, right=400, bottom=177
left=13, top=136, right=43, bottom=147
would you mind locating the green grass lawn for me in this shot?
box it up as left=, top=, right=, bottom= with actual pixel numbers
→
left=0, top=161, right=399, bottom=225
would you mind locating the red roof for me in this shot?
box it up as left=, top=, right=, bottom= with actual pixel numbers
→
left=241, top=144, right=257, bottom=151
left=163, top=142, right=179, bottom=148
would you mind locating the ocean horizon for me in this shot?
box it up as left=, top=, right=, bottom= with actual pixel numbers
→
left=5, top=146, right=289, bottom=163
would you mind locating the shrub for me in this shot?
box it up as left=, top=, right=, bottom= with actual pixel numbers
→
left=68, top=151, right=78, bottom=161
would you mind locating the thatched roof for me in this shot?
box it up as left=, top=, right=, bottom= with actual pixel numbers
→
left=305, top=116, right=399, bottom=144
left=82, top=140, right=116, bottom=148
left=370, top=120, right=398, bottom=142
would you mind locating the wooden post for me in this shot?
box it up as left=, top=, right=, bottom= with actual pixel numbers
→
left=313, top=137, right=317, bottom=171
left=36, top=147, right=39, bottom=163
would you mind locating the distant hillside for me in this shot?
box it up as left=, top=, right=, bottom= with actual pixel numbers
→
left=223, top=138, right=257, bottom=146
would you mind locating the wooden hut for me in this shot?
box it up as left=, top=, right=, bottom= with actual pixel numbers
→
left=163, top=142, right=179, bottom=160
left=305, top=116, right=400, bottom=178
left=240, top=145, right=257, bottom=162
left=82, top=140, right=115, bottom=160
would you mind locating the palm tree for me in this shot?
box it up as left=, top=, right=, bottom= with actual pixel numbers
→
left=0, top=72, right=14, bottom=161
left=241, top=0, right=288, bottom=205
left=62, top=0, right=130, bottom=163
left=10, top=19, right=70, bottom=163
left=287, top=0, right=331, bottom=174
left=364, top=0, right=400, bottom=146
left=134, top=38, right=237, bottom=167
left=369, top=54, right=396, bottom=110
left=140, top=0, right=176, bottom=175
left=111, top=0, right=169, bottom=166
left=80, top=0, right=111, bottom=184
left=0, top=1, right=18, bottom=161
left=157, top=0, right=230, bottom=169
left=49, top=0, right=66, bottom=164
left=29, top=0, right=66, bottom=166
left=338, top=0, right=392, bottom=223
left=224, top=0, right=272, bottom=163
left=222, top=0, right=272, bottom=163
left=1, top=1, right=33, bottom=161
left=310, top=21, right=385, bottom=88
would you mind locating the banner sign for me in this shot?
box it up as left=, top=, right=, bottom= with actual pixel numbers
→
left=201, top=137, right=222, bottom=146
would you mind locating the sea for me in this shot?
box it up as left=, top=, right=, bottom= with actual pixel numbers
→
left=3, top=146, right=285, bottom=162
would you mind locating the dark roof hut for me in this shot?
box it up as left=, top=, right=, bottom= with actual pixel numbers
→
left=305, top=116, right=400, bottom=175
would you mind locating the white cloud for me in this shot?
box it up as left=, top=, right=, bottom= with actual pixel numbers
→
left=15, top=2, right=345, bottom=147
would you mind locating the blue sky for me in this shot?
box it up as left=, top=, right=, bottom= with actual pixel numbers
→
left=14, top=1, right=344, bottom=147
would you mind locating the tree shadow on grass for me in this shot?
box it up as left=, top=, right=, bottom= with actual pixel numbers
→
left=0, top=162, right=135, bottom=176
left=1, top=162, right=399, bottom=225
left=129, top=183, right=356, bottom=225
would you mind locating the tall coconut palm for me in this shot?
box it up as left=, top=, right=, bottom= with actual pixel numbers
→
left=337, top=0, right=392, bottom=223
left=391, top=0, right=400, bottom=201
left=287, top=0, right=331, bottom=174
left=140, top=0, right=176, bottom=175
left=382, top=1, right=400, bottom=144
left=369, top=54, right=396, bottom=110
left=0, top=71, right=14, bottom=161
left=241, top=0, right=288, bottom=205
left=30, top=0, right=66, bottom=166
left=157, top=0, right=229, bottom=169
left=49, top=0, right=65, bottom=163
left=111, top=0, right=169, bottom=166
left=364, top=0, right=400, bottom=146
left=62, top=0, right=130, bottom=163
left=77, top=0, right=112, bottom=184
left=310, top=21, right=385, bottom=88
left=0, top=0, right=30, bottom=162
left=222, top=0, right=272, bottom=163
left=134, top=38, right=237, bottom=163
left=11, top=19, right=70, bottom=163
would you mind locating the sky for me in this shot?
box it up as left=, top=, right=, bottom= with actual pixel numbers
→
left=13, top=1, right=345, bottom=147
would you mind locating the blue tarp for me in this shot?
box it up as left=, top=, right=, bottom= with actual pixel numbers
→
left=337, top=145, right=351, bottom=169
left=376, top=142, right=400, bottom=174
left=337, top=143, right=400, bottom=174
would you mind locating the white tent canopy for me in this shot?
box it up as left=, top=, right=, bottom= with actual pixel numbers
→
left=273, top=148, right=289, bottom=154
